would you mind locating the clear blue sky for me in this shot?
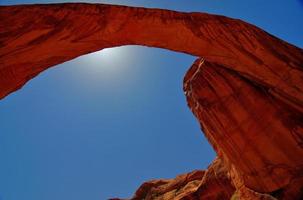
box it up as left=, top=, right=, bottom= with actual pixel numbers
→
left=0, top=1, right=302, bottom=200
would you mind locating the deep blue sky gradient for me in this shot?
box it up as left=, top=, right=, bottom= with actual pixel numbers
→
left=0, top=1, right=302, bottom=200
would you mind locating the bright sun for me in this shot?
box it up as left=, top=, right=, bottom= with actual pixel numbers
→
left=81, top=46, right=135, bottom=71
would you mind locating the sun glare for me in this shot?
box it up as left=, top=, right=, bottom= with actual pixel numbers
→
left=69, top=46, right=142, bottom=91
left=79, top=46, right=135, bottom=73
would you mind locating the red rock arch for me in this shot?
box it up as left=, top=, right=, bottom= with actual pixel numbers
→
left=1, top=3, right=303, bottom=199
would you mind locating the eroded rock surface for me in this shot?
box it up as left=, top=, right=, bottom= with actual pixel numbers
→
left=114, top=158, right=234, bottom=200
left=184, top=59, right=303, bottom=199
left=1, top=3, right=302, bottom=200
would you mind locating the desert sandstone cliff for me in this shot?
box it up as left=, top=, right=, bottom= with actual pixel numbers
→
left=0, top=3, right=302, bottom=200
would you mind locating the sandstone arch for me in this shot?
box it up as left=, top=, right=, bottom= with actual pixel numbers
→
left=1, top=3, right=303, bottom=199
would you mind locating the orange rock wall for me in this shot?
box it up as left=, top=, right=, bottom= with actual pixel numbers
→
left=184, top=59, right=303, bottom=199
left=1, top=3, right=302, bottom=200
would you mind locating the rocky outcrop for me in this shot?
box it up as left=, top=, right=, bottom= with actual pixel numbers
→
left=0, top=3, right=302, bottom=200
left=184, top=59, right=303, bottom=199
left=112, top=157, right=234, bottom=200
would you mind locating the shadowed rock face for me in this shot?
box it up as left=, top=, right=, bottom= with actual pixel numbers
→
left=0, top=3, right=302, bottom=200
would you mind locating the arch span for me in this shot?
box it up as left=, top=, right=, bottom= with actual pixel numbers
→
left=1, top=3, right=303, bottom=199
left=1, top=3, right=302, bottom=105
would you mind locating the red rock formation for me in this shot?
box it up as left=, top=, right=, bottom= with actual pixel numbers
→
left=184, top=59, right=303, bottom=200
left=0, top=3, right=302, bottom=200
left=113, top=157, right=234, bottom=200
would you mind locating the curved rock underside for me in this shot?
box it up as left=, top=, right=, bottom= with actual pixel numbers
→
left=0, top=3, right=302, bottom=200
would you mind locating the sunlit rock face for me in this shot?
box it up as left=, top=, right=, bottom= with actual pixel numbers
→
left=114, top=158, right=234, bottom=200
left=0, top=3, right=302, bottom=200
left=184, top=59, right=303, bottom=200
